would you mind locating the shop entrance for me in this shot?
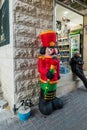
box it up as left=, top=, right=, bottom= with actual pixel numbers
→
left=55, top=3, right=83, bottom=74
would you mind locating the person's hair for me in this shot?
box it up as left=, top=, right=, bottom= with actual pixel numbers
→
left=40, top=47, right=46, bottom=54
left=74, top=51, right=80, bottom=57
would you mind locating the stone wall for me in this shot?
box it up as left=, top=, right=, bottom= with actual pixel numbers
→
left=13, top=0, right=54, bottom=105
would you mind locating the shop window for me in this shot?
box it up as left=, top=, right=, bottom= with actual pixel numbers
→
left=0, top=0, right=9, bottom=47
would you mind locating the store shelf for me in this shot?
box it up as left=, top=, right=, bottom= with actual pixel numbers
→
left=56, top=21, right=70, bottom=74
left=57, top=37, right=70, bottom=74
left=58, top=36, right=69, bottom=40
left=58, top=44, right=69, bottom=46
left=60, top=50, right=70, bottom=52
left=60, top=56, right=69, bottom=58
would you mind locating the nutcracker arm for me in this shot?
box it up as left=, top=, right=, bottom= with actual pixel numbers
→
left=38, top=57, right=48, bottom=75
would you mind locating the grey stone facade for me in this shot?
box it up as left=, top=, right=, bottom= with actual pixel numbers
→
left=13, top=0, right=54, bottom=105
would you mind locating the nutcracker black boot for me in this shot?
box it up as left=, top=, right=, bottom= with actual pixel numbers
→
left=52, top=97, right=64, bottom=110
left=39, top=89, right=53, bottom=115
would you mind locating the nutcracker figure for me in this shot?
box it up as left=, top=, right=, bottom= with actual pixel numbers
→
left=38, top=30, right=63, bottom=115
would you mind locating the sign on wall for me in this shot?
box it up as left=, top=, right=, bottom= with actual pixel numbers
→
left=0, top=0, right=9, bottom=47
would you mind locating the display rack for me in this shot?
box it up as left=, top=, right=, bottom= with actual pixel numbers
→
left=69, top=31, right=80, bottom=58
left=56, top=18, right=71, bottom=74
left=58, top=36, right=70, bottom=74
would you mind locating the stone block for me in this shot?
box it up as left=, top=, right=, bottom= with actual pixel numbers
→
left=28, top=5, right=36, bottom=16
left=16, top=25, right=36, bottom=37
left=19, top=0, right=32, bottom=4
left=24, top=69, right=35, bottom=78
left=36, top=28, right=42, bottom=37
left=15, top=58, right=38, bottom=70
left=35, top=68, right=39, bottom=78
left=15, top=48, right=27, bottom=58
left=40, top=0, right=46, bottom=9
left=14, top=0, right=22, bottom=11
left=33, top=0, right=41, bottom=8
left=32, top=78, right=39, bottom=86
left=15, top=59, right=28, bottom=70
left=15, top=48, right=33, bottom=59
left=16, top=79, right=32, bottom=92
left=40, top=19, right=48, bottom=29
left=15, top=36, right=36, bottom=48
left=33, top=48, right=39, bottom=58
left=45, top=0, right=53, bottom=10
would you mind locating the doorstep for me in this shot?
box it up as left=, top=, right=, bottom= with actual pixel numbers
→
left=56, top=71, right=83, bottom=97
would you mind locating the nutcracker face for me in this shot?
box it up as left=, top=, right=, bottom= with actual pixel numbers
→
left=45, top=47, right=58, bottom=56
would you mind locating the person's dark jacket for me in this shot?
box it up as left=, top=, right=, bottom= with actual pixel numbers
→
left=70, top=56, right=84, bottom=72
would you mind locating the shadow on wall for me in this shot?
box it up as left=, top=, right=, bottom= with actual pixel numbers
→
left=0, top=80, right=3, bottom=99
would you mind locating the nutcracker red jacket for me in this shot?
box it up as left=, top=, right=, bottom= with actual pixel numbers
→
left=38, top=55, right=60, bottom=84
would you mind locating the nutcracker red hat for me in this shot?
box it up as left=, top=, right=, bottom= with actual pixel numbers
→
left=40, top=30, right=57, bottom=47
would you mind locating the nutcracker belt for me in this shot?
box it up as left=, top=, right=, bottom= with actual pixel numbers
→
left=40, top=78, right=58, bottom=84
left=40, top=89, right=56, bottom=101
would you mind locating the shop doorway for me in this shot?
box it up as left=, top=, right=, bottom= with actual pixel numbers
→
left=55, top=3, right=83, bottom=74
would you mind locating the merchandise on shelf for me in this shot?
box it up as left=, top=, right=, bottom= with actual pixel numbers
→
left=69, top=31, right=80, bottom=58
left=56, top=18, right=71, bottom=74
left=57, top=36, right=70, bottom=74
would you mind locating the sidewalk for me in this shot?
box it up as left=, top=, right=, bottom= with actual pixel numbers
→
left=0, top=86, right=87, bottom=130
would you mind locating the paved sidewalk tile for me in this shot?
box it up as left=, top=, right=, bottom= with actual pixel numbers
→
left=0, top=87, right=87, bottom=130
